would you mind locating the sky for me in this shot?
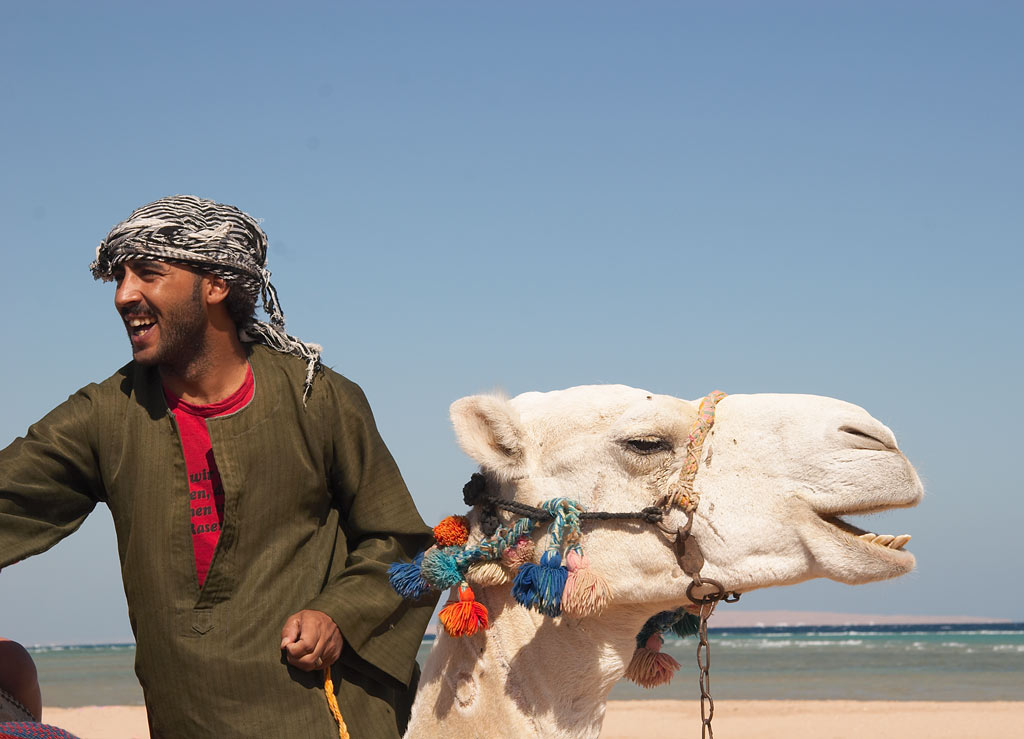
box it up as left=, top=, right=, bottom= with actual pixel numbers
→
left=1, top=1, right=1021, bottom=645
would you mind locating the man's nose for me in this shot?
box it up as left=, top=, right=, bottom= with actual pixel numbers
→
left=114, top=273, right=141, bottom=312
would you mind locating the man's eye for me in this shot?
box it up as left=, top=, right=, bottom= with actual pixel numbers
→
left=625, top=438, right=672, bottom=455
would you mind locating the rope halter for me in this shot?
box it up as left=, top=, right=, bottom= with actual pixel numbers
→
left=387, top=390, right=735, bottom=626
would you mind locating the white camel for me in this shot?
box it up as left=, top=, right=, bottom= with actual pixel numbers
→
left=404, top=386, right=922, bottom=738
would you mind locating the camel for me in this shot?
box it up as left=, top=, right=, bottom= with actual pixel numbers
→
left=401, top=386, right=923, bottom=738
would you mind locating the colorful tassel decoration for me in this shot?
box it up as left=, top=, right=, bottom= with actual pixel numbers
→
left=420, top=546, right=464, bottom=590
left=625, top=633, right=681, bottom=688
left=501, top=536, right=536, bottom=571
left=669, top=612, right=700, bottom=638
left=439, top=583, right=489, bottom=637
left=512, top=550, right=569, bottom=616
left=467, top=560, right=512, bottom=587
left=560, top=549, right=610, bottom=618
left=433, top=515, right=470, bottom=547
left=387, top=551, right=431, bottom=599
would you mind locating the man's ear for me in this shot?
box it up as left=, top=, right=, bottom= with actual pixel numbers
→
left=450, top=394, right=528, bottom=481
left=202, top=274, right=231, bottom=306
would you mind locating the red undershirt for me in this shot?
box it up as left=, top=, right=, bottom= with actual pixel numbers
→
left=164, top=366, right=254, bottom=588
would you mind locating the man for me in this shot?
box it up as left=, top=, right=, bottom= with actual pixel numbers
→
left=0, top=196, right=437, bottom=737
left=0, top=639, right=41, bottom=723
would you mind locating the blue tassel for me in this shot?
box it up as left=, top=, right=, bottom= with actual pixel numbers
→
left=388, top=552, right=431, bottom=599
left=669, top=612, right=700, bottom=639
left=420, top=546, right=465, bottom=590
left=633, top=608, right=699, bottom=649
left=511, top=550, right=568, bottom=616
left=635, top=609, right=678, bottom=648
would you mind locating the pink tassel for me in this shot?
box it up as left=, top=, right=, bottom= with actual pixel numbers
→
left=561, top=550, right=610, bottom=618
left=501, top=537, right=536, bottom=571
left=625, top=634, right=680, bottom=688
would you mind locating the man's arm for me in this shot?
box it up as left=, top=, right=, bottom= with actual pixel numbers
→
left=0, top=390, right=103, bottom=569
left=290, top=374, right=438, bottom=687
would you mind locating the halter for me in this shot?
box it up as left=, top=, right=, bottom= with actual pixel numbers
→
left=387, top=390, right=739, bottom=735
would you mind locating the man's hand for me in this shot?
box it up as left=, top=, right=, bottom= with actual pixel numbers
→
left=280, top=609, right=343, bottom=671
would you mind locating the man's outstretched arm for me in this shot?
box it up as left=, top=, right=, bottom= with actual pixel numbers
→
left=0, top=389, right=102, bottom=569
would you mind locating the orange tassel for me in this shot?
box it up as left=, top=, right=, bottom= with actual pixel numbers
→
left=439, top=583, right=489, bottom=637
left=433, top=515, right=470, bottom=547
left=625, top=634, right=680, bottom=688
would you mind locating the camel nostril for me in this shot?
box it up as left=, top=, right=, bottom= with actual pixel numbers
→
left=839, top=426, right=894, bottom=451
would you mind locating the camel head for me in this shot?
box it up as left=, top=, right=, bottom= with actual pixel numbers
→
left=450, top=385, right=923, bottom=613
left=401, top=386, right=924, bottom=739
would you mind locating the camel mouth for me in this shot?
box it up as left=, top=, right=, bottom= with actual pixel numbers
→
left=819, top=514, right=912, bottom=553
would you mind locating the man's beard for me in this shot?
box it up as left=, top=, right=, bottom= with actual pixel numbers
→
left=135, top=278, right=209, bottom=372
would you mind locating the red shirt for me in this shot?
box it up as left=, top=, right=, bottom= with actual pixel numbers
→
left=164, top=366, right=254, bottom=588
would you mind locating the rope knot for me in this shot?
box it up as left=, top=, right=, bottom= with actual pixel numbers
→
left=463, top=473, right=488, bottom=506
left=540, top=498, right=584, bottom=552
left=639, top=506, right=664, bottom=523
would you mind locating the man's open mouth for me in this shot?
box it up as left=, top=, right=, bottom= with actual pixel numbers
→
left=126, top=315, right=157, bottom=338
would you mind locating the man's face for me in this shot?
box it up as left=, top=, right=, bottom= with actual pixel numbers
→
left=113, top=260, right=208, bottom=367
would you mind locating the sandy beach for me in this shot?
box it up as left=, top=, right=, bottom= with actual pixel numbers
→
left=38, top=700, right=1023, bottom=738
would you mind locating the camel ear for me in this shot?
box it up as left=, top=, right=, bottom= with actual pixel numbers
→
left=450, top=395, right=527, bottom=479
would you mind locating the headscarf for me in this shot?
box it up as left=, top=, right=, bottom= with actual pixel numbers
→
left=91, top=195, right=322, bottom=400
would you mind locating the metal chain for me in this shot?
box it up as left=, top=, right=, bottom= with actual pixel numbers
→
left=697, top=599, right=718, bottom=738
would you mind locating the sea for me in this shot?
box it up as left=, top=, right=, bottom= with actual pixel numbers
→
left=26, top=623, right=1024, bottom=707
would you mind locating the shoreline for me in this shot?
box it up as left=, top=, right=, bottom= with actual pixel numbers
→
left=38, top=700, right=1024, bottom=738
left=31, top=616, right=1021, bottom=649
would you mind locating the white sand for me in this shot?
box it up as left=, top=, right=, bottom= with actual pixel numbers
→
left=39, top=700, right=1023, bottom=738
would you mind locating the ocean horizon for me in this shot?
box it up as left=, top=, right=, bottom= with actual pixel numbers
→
left=26, top=622, right=1024, bottom=707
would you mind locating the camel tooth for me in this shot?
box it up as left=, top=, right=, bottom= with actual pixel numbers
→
left=889, top=534, right=911, bottom=550
left=872, top=535, right=895, bottom=546
left=858, top=533, right=876, bottom=541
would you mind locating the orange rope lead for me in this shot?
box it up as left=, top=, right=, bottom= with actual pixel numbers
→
left=323, top=668, right=350, bottom=739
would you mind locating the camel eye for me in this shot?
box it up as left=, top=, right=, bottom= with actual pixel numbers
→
left=624, top=437, right=672, bottom=455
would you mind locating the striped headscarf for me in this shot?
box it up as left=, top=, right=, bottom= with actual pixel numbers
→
left=91, top=195, right=322, bottom=400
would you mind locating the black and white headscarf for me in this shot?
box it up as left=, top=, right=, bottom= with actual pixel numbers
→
left=91, top=195, right=322, bottom=400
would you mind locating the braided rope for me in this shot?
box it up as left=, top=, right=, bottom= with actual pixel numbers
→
left=541, top=498, right=585, bottom=552
left=464, top=483, right=665, bottom=526
left=90, top=195, right=323, bottom=400
left=669, top=391, right=728, bottom=511
left=322, top=669, right=350, bottom=739
left=456, top=516, right=537, bottom=570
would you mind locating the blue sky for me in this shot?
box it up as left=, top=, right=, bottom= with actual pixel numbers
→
left=1, top=1, right=1021, bottom=644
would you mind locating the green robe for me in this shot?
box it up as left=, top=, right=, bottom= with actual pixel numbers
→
left=0, top=345, right=438, bottom=738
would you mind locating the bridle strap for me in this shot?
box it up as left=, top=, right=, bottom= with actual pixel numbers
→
left=464, top=483, right=666, bottom=535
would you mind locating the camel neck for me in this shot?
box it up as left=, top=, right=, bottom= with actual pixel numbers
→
left=408, top=585, right=663, bottom=738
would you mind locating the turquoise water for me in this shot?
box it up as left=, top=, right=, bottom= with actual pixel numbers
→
left=28, top=624, right=1024, bottom=707
left=612, top=624, right=1024, bottom=701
